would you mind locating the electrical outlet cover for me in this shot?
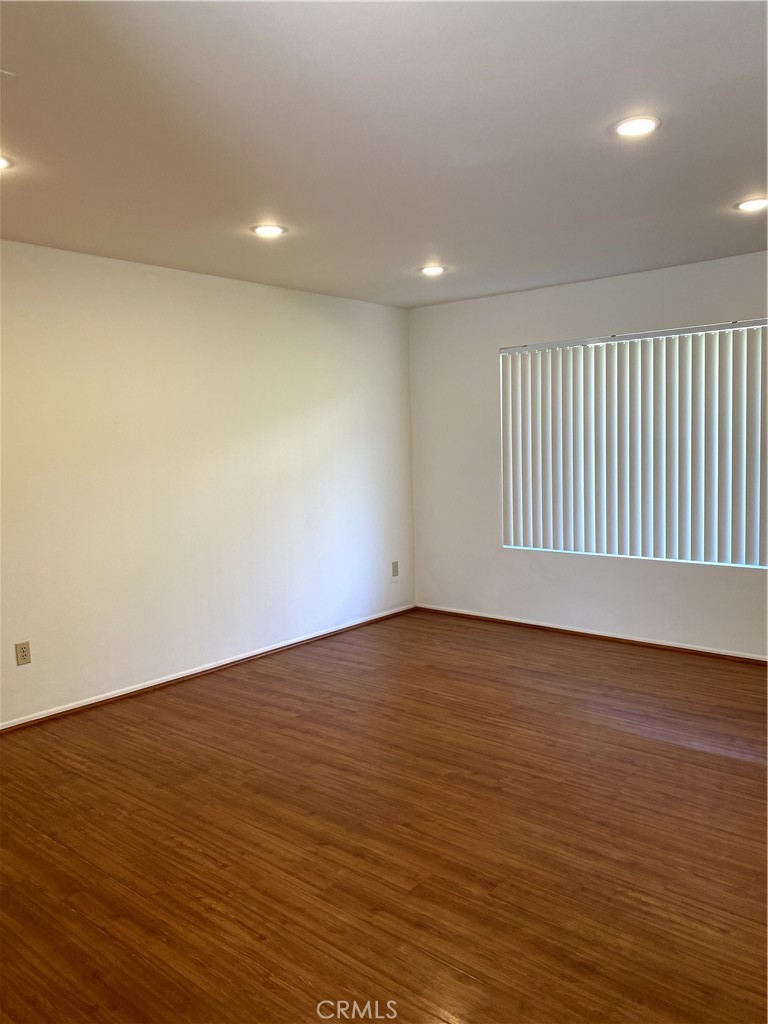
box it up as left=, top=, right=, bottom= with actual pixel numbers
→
left=15, top=641, right=31, bottom=666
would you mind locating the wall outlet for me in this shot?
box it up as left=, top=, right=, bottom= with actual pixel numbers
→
left=15, top=641, right=31, bottom=666
left=391, top=560, right=399, bottom=577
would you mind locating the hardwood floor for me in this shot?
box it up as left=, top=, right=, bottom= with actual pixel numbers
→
left=1, top=609, right=765, bottom=1023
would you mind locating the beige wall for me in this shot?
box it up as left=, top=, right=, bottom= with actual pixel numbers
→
left=1, top=242, right=415, bottom=726
left=409, top=252, right=768, bottom=658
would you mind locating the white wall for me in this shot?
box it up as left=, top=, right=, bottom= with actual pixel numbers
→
left=409, top=252, right=768, bottom=659
left=1, top=242, right=414, bottom=726
left=3, top=245, right=765, bottom=732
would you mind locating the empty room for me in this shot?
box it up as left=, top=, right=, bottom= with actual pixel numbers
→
left=1, top=2, right=766, bottom=1022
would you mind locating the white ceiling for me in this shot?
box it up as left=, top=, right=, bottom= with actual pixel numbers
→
left=1, top=2, right=766, bottom=308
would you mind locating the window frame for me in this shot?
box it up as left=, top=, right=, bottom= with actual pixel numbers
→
left=499, top=318, right=768, bottom=569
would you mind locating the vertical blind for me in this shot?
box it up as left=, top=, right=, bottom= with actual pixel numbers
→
left=500, top=322, right=767, bottom=567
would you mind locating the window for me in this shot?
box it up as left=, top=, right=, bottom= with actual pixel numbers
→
left=500, top=321, right=767, bottom=568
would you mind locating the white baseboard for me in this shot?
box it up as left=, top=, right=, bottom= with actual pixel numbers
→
left=0, top=604, right=416, bottom=731
left=416, top=603, right=767, bottom=662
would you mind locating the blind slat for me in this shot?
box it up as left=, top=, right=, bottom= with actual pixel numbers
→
left=641, top=339, right=655, bottom=558
left=583, top=346, right=597, bottom=553
left=595, top=344, right=608, bottom=555
left=618, top=342, right=631, bottom=555
left=654, top=338, right=667, bottom=559
left=521, top=353, right=533, bottom=547
left=760, top=327, right=767, bottom=568
left=664, top=336, right=678, bottom=560
left=562, top=348, right=574, bottom=551
left=531, top=351, right=543, bottom=550
left=605, top=343, right=619, bottom=555
left=704, top=334, right=719, bottom=563
left=678, top=335, right=692, bottom=561
left=732, top=329, right=748, bottom=566
left=629, top=341, right=643, bottom=557
left=541, top=350, right=553, bottom=550
left=572, top=346, right=585, bottom=552
left=513, top=355, right=525, bottom=546
left=691, top=334, right=706, bottom=562
left=551, top=349, right=564, bottom=551
left=717, top=331, right=733, bottom=563
left=501, top=354, right=513, bottom=545
left=745, top=329, right=762, bottom=566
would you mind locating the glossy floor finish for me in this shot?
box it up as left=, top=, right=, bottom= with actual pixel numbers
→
left=1, top=610, right=765, bottom=1023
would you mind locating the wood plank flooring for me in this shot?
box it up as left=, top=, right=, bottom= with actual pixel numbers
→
left=1, top=609, right=765, bottom=1023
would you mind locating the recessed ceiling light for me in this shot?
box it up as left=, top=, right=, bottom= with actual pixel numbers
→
left=420, top=265, right=446, bottom=277
left=0, top=156, right=13, bottom=170
left=614, top=116, right=660, bottom=137
left=735, top=197, right=768, bottom=213
left=251, top=224, right=286, bottom=239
